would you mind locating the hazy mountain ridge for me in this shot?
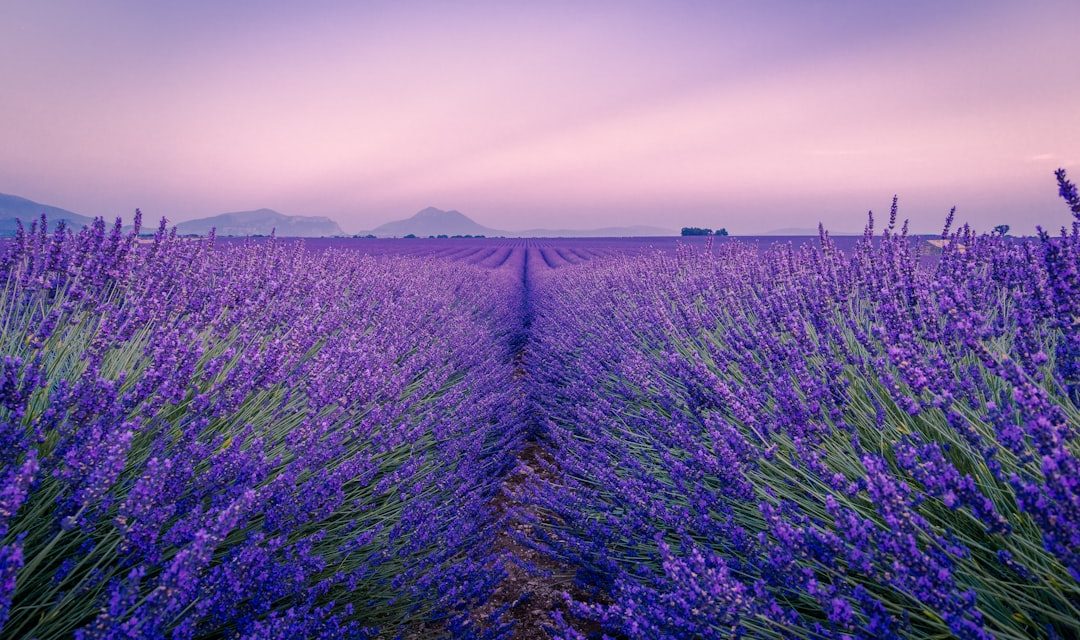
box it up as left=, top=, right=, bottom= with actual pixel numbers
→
left=175, top=208, right=345, bottom=237
left=0, top=196, right=346, bottom=238
left=2, top=195, right=680, bottom=238
left=367, top=207, right=675, bottom=237
left=370, top=207, right=499, bottom=236
left=0, top=193, right=94, bottom=234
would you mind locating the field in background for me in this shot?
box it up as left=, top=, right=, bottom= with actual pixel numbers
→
left=223, top=233, right=945, bottom=265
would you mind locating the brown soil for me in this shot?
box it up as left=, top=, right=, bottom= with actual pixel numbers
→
left=464, top=262, right=610, bottom=639
left=474, top=288, right=613, bottom=639
left=471, top=441, right=586, bottom=639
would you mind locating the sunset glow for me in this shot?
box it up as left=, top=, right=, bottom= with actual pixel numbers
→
left=2, top=0, right=1078, bottom=233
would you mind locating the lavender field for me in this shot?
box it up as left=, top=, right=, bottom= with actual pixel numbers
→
left=0, top=174, right=1077, bottom=640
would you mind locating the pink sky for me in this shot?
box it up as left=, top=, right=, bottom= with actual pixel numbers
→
left=1, top=1, right=1078, bottom=234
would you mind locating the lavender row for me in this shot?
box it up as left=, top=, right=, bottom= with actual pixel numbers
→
left=0, top=217, right=525, bottom=638
left=524, top=174, right=1080, bottom=638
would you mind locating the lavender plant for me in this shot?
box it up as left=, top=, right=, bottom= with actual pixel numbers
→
left=2, top=171, right=1077, bottom=639
left=0, top=216, right=525, bottom=638
left=526, top=173, right=1080, bottom=639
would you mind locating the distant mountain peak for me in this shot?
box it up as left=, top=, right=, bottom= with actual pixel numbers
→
left=413, top=207, right=467, bottom=219
left=175, top=208, right=344, bottom=237
left=367, top=206, right=675, bottom=238
left=371, top=207, right=496, bottom=237
left=0, top=192, right=94, bottom=235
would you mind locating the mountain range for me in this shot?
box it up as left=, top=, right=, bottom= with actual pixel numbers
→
left=370, top=207, right=498, bottom=236
left=174, top=208, right=344, bottom=237
left=366, top=206, right=673, bottom=237
left=0, top=193, right=94, bottom=235
left=0, top=194, right=345, bottom=237
left=1, top=194, right=674, bottom=237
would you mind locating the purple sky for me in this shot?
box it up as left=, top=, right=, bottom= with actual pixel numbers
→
left=1, top=0, right=1078, bottom=234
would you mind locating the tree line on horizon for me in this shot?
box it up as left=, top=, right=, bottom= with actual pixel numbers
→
left=680, top=226, right=728, bottom=236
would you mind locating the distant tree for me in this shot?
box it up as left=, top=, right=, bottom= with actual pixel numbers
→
left=365, top=234, right=376, bottom=239
left=681, top=227, right=712, bottom=236
left=437, top=234, right=449, bottom=238
left=993, top=224, right=1010, bottom=237
left=715, top=228, right=729, bottom=236
left=403, top=233, right=417, bottom=239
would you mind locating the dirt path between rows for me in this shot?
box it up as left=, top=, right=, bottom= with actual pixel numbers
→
left=474, top=245, right=590, bottom=638
left=476, top=440, right=582, bottom=638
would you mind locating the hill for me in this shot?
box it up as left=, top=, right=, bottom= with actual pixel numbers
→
left=368, top=207, right=674, bottom=237
left=175, top=208, right=344, bottom=237
left=370, top=207, right=499, bottom=237
left=0, top=193, right=94, bottom=235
